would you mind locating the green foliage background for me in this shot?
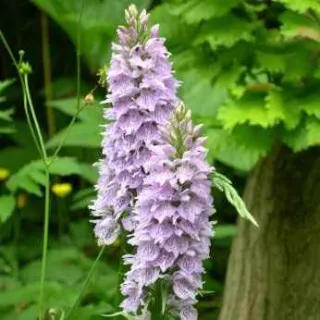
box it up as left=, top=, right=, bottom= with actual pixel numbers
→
left=0, top=0, right=319, bottom=319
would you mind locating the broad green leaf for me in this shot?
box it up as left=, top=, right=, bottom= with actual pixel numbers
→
left=277, top=0, right=320, bottom=14
left=150, top=4, right=193, bottom=46
left=9, top=121, right=37, bottom=147
left=0, top=126, right=14, bottom=134
left=178, top=68, right=227, bottom=117
left=232, top=125, right=273, bottom=154
left=32, top=0, right=152, bottom=70
left=215, top=64, right=245, bottom=89
left=46, top=98, right=103, bottom=149
left=195, top=14, right=256, bottom=49
left=299, top=93, right=320, bottom=119
left=47, top=98, right=103, bottom=123
left=21, top=259, right=83, bottom=286
left=218, top=92, right=282, bottom=129
left=282, top=117, right=320, bottom=151
left=0, top=195, right=15, bottom=223
left=0, top=79, right=15, bottom=93
left=46, top=122, right=101, bottom=149
left=0, top=282, right=61, bottom=307
left=6, top=157, right=90, bottom=195
left=256, top=51, right=286, bottom=73
left=265, top=88, right=301, bottom=130
left=49, top=157, right=82, bottom=176
left=77, top=163, right=98, bottom=184
left=206, top=127, right=261, bottom=172
left=170, top=0, right=240, bottom=24
left=280, top=11, right=320, bottom=41
left=72, top=303, right=114, bottom=320
left=6, top=161, right=45, bottom=196
left=0, top=147, right=37, bottom=172
left=0, top=109, right=14, bottom=121
left=71, top=192, right=95, bottom=211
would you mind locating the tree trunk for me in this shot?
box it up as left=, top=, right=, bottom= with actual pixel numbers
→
left=219, top=147, right=320, bottom=320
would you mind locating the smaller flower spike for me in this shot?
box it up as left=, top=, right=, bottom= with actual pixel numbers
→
left=90, top=5, right=179, bottom=245
left=121, top=103, right=215, bottom=319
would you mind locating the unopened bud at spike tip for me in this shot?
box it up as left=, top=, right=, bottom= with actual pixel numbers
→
left=128, top=4, right=138, bottom=17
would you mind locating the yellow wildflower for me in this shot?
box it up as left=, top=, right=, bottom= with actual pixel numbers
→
left=51, top=183, right=72, bottom=198
left=0, top=168, right=10, bottom=181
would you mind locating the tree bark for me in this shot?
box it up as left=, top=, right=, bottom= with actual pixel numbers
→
left=219, top=147, right=320, bottom=320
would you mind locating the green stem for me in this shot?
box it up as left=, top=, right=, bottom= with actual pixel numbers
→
left=0, top=30, right=52, bottom=319
left=48, top=105, right=84, bottom=167
left=21, top=82, right=43, bottom=158
left=151, top=281, right=166, bottom=320
left=38, top=169, right=51, bottom=319
left=65, top=246, right=105, bottom=319
left=115, top=232, right=126, bottom=308
left=12, top=208, right=20, bottom=278
left=24, top=75, right=48, bottom=162
left=45, top=0, right=85, bottom=167
left=0, top=31, right=42, bottom=157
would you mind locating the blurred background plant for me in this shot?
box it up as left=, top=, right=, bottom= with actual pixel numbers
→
left=0, top=0, right=319, bottom=320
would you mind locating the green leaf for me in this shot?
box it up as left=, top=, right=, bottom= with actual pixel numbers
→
left=76, top=163, right=98, bottom=184
left=6, top=161, right=45, bottom=196
left=0, top=109, right=14, bottom=121
left=149, top=5, right=193, bottom=46
left=213, top=171, right=258, bottom=226
left=48, top=157, right=82, bottom=176
left=280, top=11, right=320, bottom=41
left=178, top=68, right=227, bottom=117
left=0, top=147, right=37, bottom=172
left=215, top=64, right=246, bottom=89
left=31, top=0, right=152, bottom=70
left=256, top=51, right=287, bottom=73
left=46, top=122, right=101, bottom=149
left=266, top=88, right=302, bottom=130
left=232, top=125, right=274, bottom=154
left=0, top=281, right=61, bottom=307
left=195, top=14, right=256, bottom=49
left=6, top=157, right=89, bottom=195
left=0, top=195, right=15, bottom=223
left=21, top=257, right=83, bottom=286
left=0, top=126, right=15, bottom=134
left=72, top=303, right=114, bottom=320
left=46, top=97, right=103, bottom=149
left=170, top=0, right=240, bottom=24
left=282, top=117, right=320, bottom=151
left=47, top=98, right=103, bottom=123
left=0, top=79, right=15, bottom=93
left=277, top=0, right=320, bottom=14
left=218, top=91, right=281, bottom=129
left=299, top=92, right=320, bottom=119
left=206, top=127, right=264, bottom=172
